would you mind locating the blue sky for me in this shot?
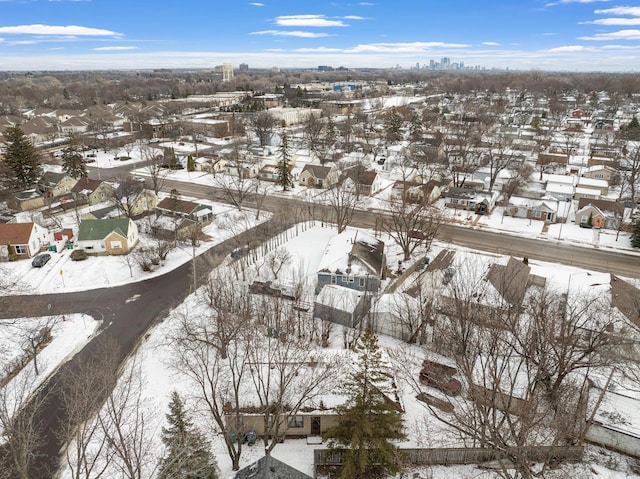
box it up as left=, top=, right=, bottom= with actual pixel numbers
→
left=0, top=0, right=640, bottom=71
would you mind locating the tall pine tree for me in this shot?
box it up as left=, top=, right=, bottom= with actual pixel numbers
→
left=631, top=212, right=640, bottom=248
left=277, top=132, right=294, bottom=191
left=324, top=329, right=406, bottom=479
left=3, top=125, right=42, bottom=189
left=158, top=391, right=219, bottom=479
left=61, top=134, right=87, bottom=179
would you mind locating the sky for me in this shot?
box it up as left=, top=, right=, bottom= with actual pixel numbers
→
left=1, top=0, right=640, bottom=72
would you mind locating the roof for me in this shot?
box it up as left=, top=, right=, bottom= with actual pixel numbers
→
left=156, top=197, right=201, bottom=215
left=72, top=178, right=105, bottom=194
left=233, top=455, right=313, bottom=479
left=301, top=164, right=333, bottom=180
left=77, top=218, right=131, bottom=241
left=610, top=275, right=640, bottom=327
left=318, top=230, right=385, bottom=277
left=0, top=222, right=35, bottom=245
left=316, top=284, right=365, bottom=313
left=576, top=198, right=624, bottom=217
left=486, top=257, right=531, bottom=307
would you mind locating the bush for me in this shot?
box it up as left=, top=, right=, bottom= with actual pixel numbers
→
left=70, top=249, right=88, bottom=261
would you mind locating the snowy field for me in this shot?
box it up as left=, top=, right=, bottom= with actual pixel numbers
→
left=50, top=223, right=640, bottom=479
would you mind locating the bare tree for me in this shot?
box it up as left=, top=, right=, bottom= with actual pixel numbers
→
left=620, top=142, right=640, bottom=204
left=249, top=112, right=276, bottom=148
left=0, top=366, right=49, bottom=479
left=266, top=247, right=292, bottom=281
left=246, top=319, right=338, bottom=455
left=140, top=145, right=167, bottom=195
left=383, top=189, right=442, bottom=261
left=485, top=130, right=517, bottom=193
left=171, top=279, right=254, bottom=471
left=325, top=184, right=361, bottom=233
left=99, top=361, right=157, bottom=479
left=59, top=337, right=120, bottom=479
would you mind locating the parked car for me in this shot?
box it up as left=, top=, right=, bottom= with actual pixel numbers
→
left=32, top=253, right=51, bottom=268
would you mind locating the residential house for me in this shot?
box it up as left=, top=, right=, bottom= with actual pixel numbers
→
left=0, top=222, right=50, bottom=260
left=299, top=164, right=339, bottom=188
left=442, top=187, right=498, bottom=214
left=112, top=182, right=158, bottom=218
left=316, top=230, right=386, bottom=293
left=71, top=178, right=115, bottom=205
left=257, top=164, right=280, bottom=182
left=9, top=189, right=46, bottom=212
left=577, top=177, right=609, bottom=196
left=582, top=165, right=618, bottom=181
left=504, top=197, right=558, bottom=223
left=232, top=456, right=313, bottom=479
left=155, top=197, right=214, bottom=224
left=74, top=218, right=139, bottom=255
left=575, top=199, right=624, bottom=230
left=369, top=292, right=422, bottom=343
left=226, top=161, right=259, bottom=179
left=342, top=169, right=379, bottom=196
left=37, top=171, right=78, bottom=199
left=545, top=174, right=576, bottom=201
left=389, top=180, right=443, bottom=204
left=59, top=116, right=89, bottom=135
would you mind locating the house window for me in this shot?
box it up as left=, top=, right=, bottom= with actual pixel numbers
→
left=532, top=210, right=541, bottom=217
left=287, top=416, right=304, bottom=428
left=331, top=275, right=336, bottom=284
left=349, top=276, right=354, bottom=283
left=110, top=240, right=122, bottom=249
left=341, top=275, right=347, bottom=283
left=581, top=215, right=588, bottom=224
left=14, top=245, right=27, bottom=255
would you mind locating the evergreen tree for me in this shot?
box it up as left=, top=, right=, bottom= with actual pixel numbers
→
left=187, top=154, right=195, bottom=172
left=3, top=125, right=42, bottom=188
left=277, top=133, right=294, bottom=191
left=631, top=213, right=640, bottom=248
left=158, top=391, right=218, bottom=479
left=61, top=134, right=87, bottom=179
left=324, top=329, right=406, bottom=479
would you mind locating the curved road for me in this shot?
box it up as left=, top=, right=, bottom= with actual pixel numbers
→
left=2, top=171, right=638, bottom=477
left=0, top=215, right=292, bottom=479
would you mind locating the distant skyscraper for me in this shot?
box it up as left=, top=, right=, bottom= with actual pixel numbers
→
left=222, top=62, right=233, bottom=82
left=441, top=57, right=451, bottom=70
left=239, top=63, right=249, bottom=72
left=429, top=59, right=436, bottom=70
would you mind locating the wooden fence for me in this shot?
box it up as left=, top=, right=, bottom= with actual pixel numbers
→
left=314, top=445, right=583, bottom=468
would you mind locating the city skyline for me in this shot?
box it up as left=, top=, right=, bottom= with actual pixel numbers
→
left=1, top=0, right=640, bottom=72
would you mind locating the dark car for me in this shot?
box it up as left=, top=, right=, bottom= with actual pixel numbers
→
left=31, top=253, right=51, bottom=268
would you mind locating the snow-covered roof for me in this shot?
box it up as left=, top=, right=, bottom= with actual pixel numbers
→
left=315, top=284, right=364, bottom=313
left=317, top=229, right=385, bottom=277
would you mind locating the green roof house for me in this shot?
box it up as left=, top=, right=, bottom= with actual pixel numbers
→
left=75, top=218, right=139, bottom=255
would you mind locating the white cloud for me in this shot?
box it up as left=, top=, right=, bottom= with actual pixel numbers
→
left=93, top=46, right=138, bottom=51
left=594, top=6, right=640, bottom=16
left=579, top=29, right=640, bottom=40
left=344, top=41, right=469, bottom=53
left=275, top=15, right=347, bottom=27
left=0, top=24, right=120, bottom=36
left=249, top=2, right=264, bottom=5
left=250, top=30, right=329, bottom=38
left=546, top=0, right=611, bottom=5
left=343, top=16, right=366, bottom=20
left=583, top=17, right=640, bottom=25
left=359, top=2, right=374, bottom=5
left=482, top=41, right=500, bottom=46
left=546, top=45, right=593, bottom=52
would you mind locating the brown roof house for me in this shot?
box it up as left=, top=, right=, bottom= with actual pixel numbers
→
left=71, top=178, right=115, bottom=205
left=74, top=218, right=139, bottom=255
left=575, top=198, right=625, bottom=230
left=298, top=164, right=339, bottom=188
left=0, top=222, right=51, bottom=260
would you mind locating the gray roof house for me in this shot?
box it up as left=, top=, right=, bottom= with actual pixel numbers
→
left=316, top=230, right=385, bottom=293
left=232, top=456, right=313, bottom=479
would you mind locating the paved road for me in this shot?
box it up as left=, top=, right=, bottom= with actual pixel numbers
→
left=161, top=177, right=640, bottom=279
left=4, top=170, right=636, bottom=477
left=0, top=215, right=292, bottom=479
